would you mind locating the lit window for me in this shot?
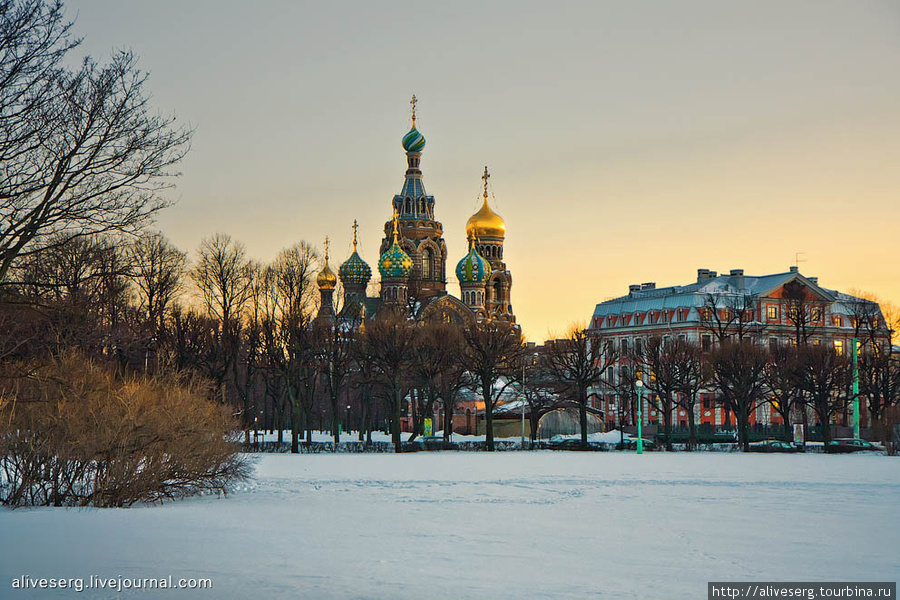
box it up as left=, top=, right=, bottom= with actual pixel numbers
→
left=834, top=340, right=844, bottom=355
left=835, top=315, right=843, bottom=327
left=810, top=307, right=822, bottom=322
left=767, top=305, right=779, bottom=320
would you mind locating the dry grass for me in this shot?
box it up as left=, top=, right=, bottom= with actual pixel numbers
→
left=0, top=353, right=252, bottom=507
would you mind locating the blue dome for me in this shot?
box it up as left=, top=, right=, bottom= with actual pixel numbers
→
left=456, top=244, right=491, bottom=284
left=401, top=127, right=426, bottom=153
left=339, top=251, right=372, bottom=286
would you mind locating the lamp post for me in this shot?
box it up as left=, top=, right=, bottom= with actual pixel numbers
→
left=852, top=336, right=860, bottom=439
left=635, top=379, right=644, bottom=455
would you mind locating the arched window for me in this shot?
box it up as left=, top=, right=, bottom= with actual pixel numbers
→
left=422, top=248, right=432, bottom=279
left=493, top=280, right=502, bottom=304
left=405, top=198, right=411, bottom=213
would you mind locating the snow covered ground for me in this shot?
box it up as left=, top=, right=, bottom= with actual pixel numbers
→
left=1, top=453, right=897, bottom=599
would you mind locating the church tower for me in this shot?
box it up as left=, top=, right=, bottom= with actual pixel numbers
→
left=339, top=219, right=372, bottom=307
left=466, top=167, right=515, bottom=323
left=378, top=210, right=413, bottom=306
left=315, top=237, right=337, bottom=323
left=456, top=232, right=491, bottom=320
left=380, top=95, right=447, bottom=304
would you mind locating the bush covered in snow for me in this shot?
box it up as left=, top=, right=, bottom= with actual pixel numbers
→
left=0, top=353, right=251, bottom=507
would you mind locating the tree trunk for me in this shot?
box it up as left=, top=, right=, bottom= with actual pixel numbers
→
left=579, top=394, right=589, bottom=450
left=687, top=403, right=697, bottom=451
left=393, top=387, right=402, bottom=453
left=290, top=398, right=300, bottom=454
left=443, top=401, right=453, bottom=442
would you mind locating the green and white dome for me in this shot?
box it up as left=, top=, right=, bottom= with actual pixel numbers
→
left=456, top=242, right=491, bottom=284
left=401, top=126, right=426, bottom=153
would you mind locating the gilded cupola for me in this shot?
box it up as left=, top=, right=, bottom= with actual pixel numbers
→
left=465, top=166, right=506, bottom=239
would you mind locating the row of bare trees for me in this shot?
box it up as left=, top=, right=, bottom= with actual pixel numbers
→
left=607, top=326, right=899, bottom=452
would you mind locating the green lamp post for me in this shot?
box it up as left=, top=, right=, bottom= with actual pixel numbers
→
left=636, top=378, right=644, bottom=455
left=852, top=337, right=860, bottom=439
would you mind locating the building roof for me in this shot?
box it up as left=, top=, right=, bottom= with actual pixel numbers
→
left=591, top=269, right=856, bottom=320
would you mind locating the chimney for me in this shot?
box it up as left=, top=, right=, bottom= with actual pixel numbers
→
left=729, top=269, right=745, bottom=290
left=629, top=284, right=640, bottom=294
left=641, top=282, right=656, bottom=290
left=790, top=266, right=799, bottom=273
left=697, top=268, right=710, bottom=283
left=709, top=271, right=717, bottom=278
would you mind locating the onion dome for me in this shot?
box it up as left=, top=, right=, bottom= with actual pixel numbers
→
left=317, top=237, right=337, bottom=290
left=401, top=127, right=426, bottom=153
left=466, top=166, right=506, bottom=239
left=378, top=211, right=413, bottom=279
left=401, top=94, right=426, bottom=152
left=339, top=220, right=372, bottom=286
left=456, top=236, right=491, bottom=284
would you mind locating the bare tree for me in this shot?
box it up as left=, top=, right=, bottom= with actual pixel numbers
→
left=127, top=232, right=185, bottom=334
left=672, top=339, right=707, bottom=450
left=543, top=326, right=616, bottom=450
left=410, top=321, right=467, bottom=442
left=700, top=293, right=762, bottom=343
left=710, top=340, right=769, bottom=451
left=762, top=344, right=804, bottom=441
left=798, top=344, right=850, bottom=447
left=360, top=310, right=415, bottom=453
left=638, top=336, right=680, bottom=451
left=462, top=319, right=524, bottom=451
left=783, top=280, right=823, bottom=346
left=264, top=243, right=318, bottom=452
left=0, top=1, right=191, bottom=283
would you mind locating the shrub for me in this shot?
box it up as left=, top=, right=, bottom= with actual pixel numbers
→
left=0, top=353, right=252, bottom=507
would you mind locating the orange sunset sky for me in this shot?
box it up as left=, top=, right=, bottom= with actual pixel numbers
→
left=67, top=1, right=900, bottom=341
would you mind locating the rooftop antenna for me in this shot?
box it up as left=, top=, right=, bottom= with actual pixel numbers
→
left=794, top=252, right=807, bottom=269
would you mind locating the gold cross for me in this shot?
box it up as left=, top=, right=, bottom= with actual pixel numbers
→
left=324, top=236, right=330, bottom=261
left=482, top=166, right=490, bottom=198
left=410, top=94, right=417, bottom=127
left=352, top=219, right=359, bottom=251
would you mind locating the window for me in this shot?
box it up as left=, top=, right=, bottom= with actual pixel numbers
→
left=769, top=337, right=778, bottom=352
left=620, top=339, right=629, bottom=353
left=767, top=305, right=779, bottom=320
left=678, top=334, right=686, bottom=342
left=834, top=340, right=844, bottom=355
left=701, top=335, right=711, bottom=352
left=810, top=307, right=822, bottom=322
left=635, top=338, right=642, bottom=355
left=422, top=248, right=433, bottom=279
left=834, top=315, right=843, bottom=327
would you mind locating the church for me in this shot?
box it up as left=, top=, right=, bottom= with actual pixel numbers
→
left=315, top=97, right=516, bottom=326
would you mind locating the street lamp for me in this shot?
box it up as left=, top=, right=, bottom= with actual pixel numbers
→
left=635, top=378, right=644, bottom=455
left=521, top=352, right=538, bottom=449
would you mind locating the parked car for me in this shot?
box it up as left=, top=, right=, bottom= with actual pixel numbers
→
left=748, top=439, right=801, bottom=453
left=546, top=436, right=606, bottom=451
left=401, top=436, right=458, bottom=452
left=825, top=438, right=879, bottom=454
left=615, top=437, right=657, bottom=451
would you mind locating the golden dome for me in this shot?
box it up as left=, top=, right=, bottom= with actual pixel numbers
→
left=317, top=237, right=337, bottom=290
left=466, top=197, right=506, bottom=239
left=317, top=263, right=337, bottom=290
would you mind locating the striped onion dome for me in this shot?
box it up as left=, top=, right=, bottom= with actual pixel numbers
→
left=401, top=126, right=426, bottom=153
left=456, top=240, right=491, bottom=284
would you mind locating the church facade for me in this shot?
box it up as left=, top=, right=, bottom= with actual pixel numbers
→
left=316, top=98, right=516, bottom=327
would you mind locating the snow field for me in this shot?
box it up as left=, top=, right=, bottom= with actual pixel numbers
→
left=1, top=452, right=897, bottom=599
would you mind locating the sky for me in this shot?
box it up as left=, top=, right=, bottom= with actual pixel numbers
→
left=65, top=0, right=900, bottom=341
